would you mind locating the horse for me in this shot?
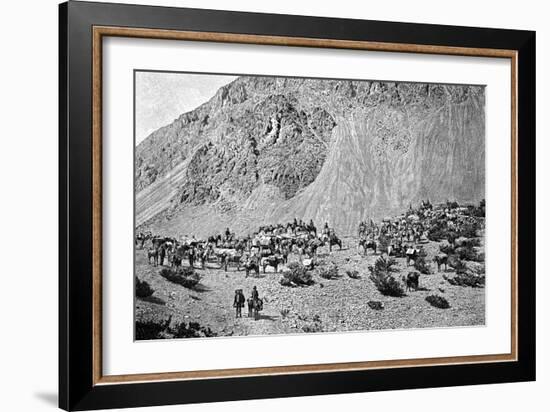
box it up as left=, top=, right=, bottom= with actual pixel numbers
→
left=247, top=297, right=263, bottom=320
left=147, top=247, right=158, bottom=266
left=433, top=254, right=448, bottom=271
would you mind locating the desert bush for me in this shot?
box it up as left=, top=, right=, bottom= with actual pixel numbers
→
left=280, top=308, right=290, bottom=318
left=426, top=295, right=450, bottom=309
left=346, top=270, right=360, bottom=279
left=439, top=242, right=455, bottom=255
left=302, top=314, right=323, bottom=333
left=280, top=262, right=314, bottom=287
left=159, top=267, right=201, bottom=289
left=136, top=278, right=154, bottom=298
left=367, top=301, right=384, bottom=310
left=454, top=244, right=482, bottom=262
left=318, top=264, right=339, bottom=279
left=369, top=256, right=405, bottom=297
left=456, top=221, right=481, bottom=239
left=444, top=272, right=485, bottom=288
left=448, top=256, right=468, bottom=274
left=135, top=317, right=171, bottom=340
left=170, top=321, right=216, bottom=338
left=414, top=249, right=431, bottom=274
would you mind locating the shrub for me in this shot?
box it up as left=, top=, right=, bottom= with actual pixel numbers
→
left=159, top=267, right=201, bottom=289
left=170, top=321, right=216, bottom=338
left=135, top=317, right=171, bottom=340
left=444, top=272, right=485, bottom=288
left=414, top=249, right=431, bottom=274
left=346, top=270, right=360, bottom=279
left=448, top=257, right=468, bottom=274
left=426, top=295, right=450, bottom=309
left=280, top=262, right=314, bottom=287
left=369, top=256, right=405, bottom=297
left=280, top=308, right=290, bottom=318
left=302, top=315, right=323, bottom=333
left=136, top=278, right=154, bottom=298
left=318, top=264, right=339, bottom=279
left=454, top=245, right=481, bottom=262
left=367, top=301, right=384, bottom=310
left=456, top=222, right=479, bottom=239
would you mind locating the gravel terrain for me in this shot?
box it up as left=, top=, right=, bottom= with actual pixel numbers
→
left=135, top=235, right=485, bottom=338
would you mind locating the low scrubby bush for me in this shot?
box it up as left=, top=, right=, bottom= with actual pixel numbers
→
left=136, top=278, right=154, bottom=298
left=135, top=317, right=216, bottom=340
left=280, top=262, right=314, bottom=287
left=346, top=270, right=360, bottom=279
left=414, top=249, right=431, bottom=275
left=302, top=314, right=323, bottom=333
left=367, top=301, right=384, bottom=310
left=171, top=321, right=216, bottom=338
left=159, top=267, right=201, bottom=289
left=135, top=317, right=171, bottom=340
left=369, top=256, right=405, bottom=297
left=318, top=264, right=339, bottom=279
left=426, top=295, right=450, bottom=309
left=444, top=272, right=485, bottom=288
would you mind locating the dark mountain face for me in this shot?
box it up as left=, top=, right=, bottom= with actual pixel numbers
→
left=136, top=76, right=484, bottom=236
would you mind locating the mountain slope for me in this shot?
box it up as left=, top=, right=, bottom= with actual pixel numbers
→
left=136, top=76, right=484, bottom=236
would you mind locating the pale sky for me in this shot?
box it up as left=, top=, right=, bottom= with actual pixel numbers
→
left=135, top=71, right=237, bottom=145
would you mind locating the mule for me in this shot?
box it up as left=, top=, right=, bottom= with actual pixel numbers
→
left=327, top=234, right=342, bottom=252
left=358, top=238, right=377, bottom=256
left=244, top=261, right=260, bottom=278
left=247, top=297, right=263, bottom=320
left=261, top=255, right=285, bottom=273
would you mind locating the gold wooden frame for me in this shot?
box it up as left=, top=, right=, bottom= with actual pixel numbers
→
left=92, top=26, right=518, bottom=386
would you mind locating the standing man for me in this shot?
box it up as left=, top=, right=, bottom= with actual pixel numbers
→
left=159, top=244, right=166, bottom=266
left=188, top=246, right=195, bottom=268
left=233, top=289, right=245, bottom=318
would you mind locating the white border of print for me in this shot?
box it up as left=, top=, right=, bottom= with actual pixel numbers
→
left=102, top=36, right=511, bottom=376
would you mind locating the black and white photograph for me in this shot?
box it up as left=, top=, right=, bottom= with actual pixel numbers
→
left=134, top=71, right=487, bottom=340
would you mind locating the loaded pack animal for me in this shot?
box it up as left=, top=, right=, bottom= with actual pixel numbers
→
left=221, top=252, right=244, bottom=272
left=135, top=232, right=148, bottom=249
left=358, top=238, right=378, bottom=256
left=402, top=271, right=420, bottom=291
left=243, top=259, right=260, bottom=277
left=247, top=297, right=263, bottom=320
left=261, top=255, right=285, bottom=273
left=405, top=246, right=420, bottom=266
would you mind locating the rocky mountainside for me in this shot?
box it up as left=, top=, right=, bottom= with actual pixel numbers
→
left=136, top=76, right=484, bottom=236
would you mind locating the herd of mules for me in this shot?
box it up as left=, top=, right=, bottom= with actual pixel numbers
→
left=136, top=200, right=484, bottom=290
left=137, top=218, right=343, bottom=278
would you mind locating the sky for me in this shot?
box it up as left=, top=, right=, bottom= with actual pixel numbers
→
left=135, top=71, right=237, bottom=144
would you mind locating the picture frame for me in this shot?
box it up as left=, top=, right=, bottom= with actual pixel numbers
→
left=59, top=1, right=536, bottom=410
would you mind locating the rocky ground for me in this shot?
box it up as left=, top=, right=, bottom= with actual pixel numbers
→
left=135, top=235, right=485, bottom=339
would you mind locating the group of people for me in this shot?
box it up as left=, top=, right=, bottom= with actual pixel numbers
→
left=233, top=286, right=262, bottom=319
